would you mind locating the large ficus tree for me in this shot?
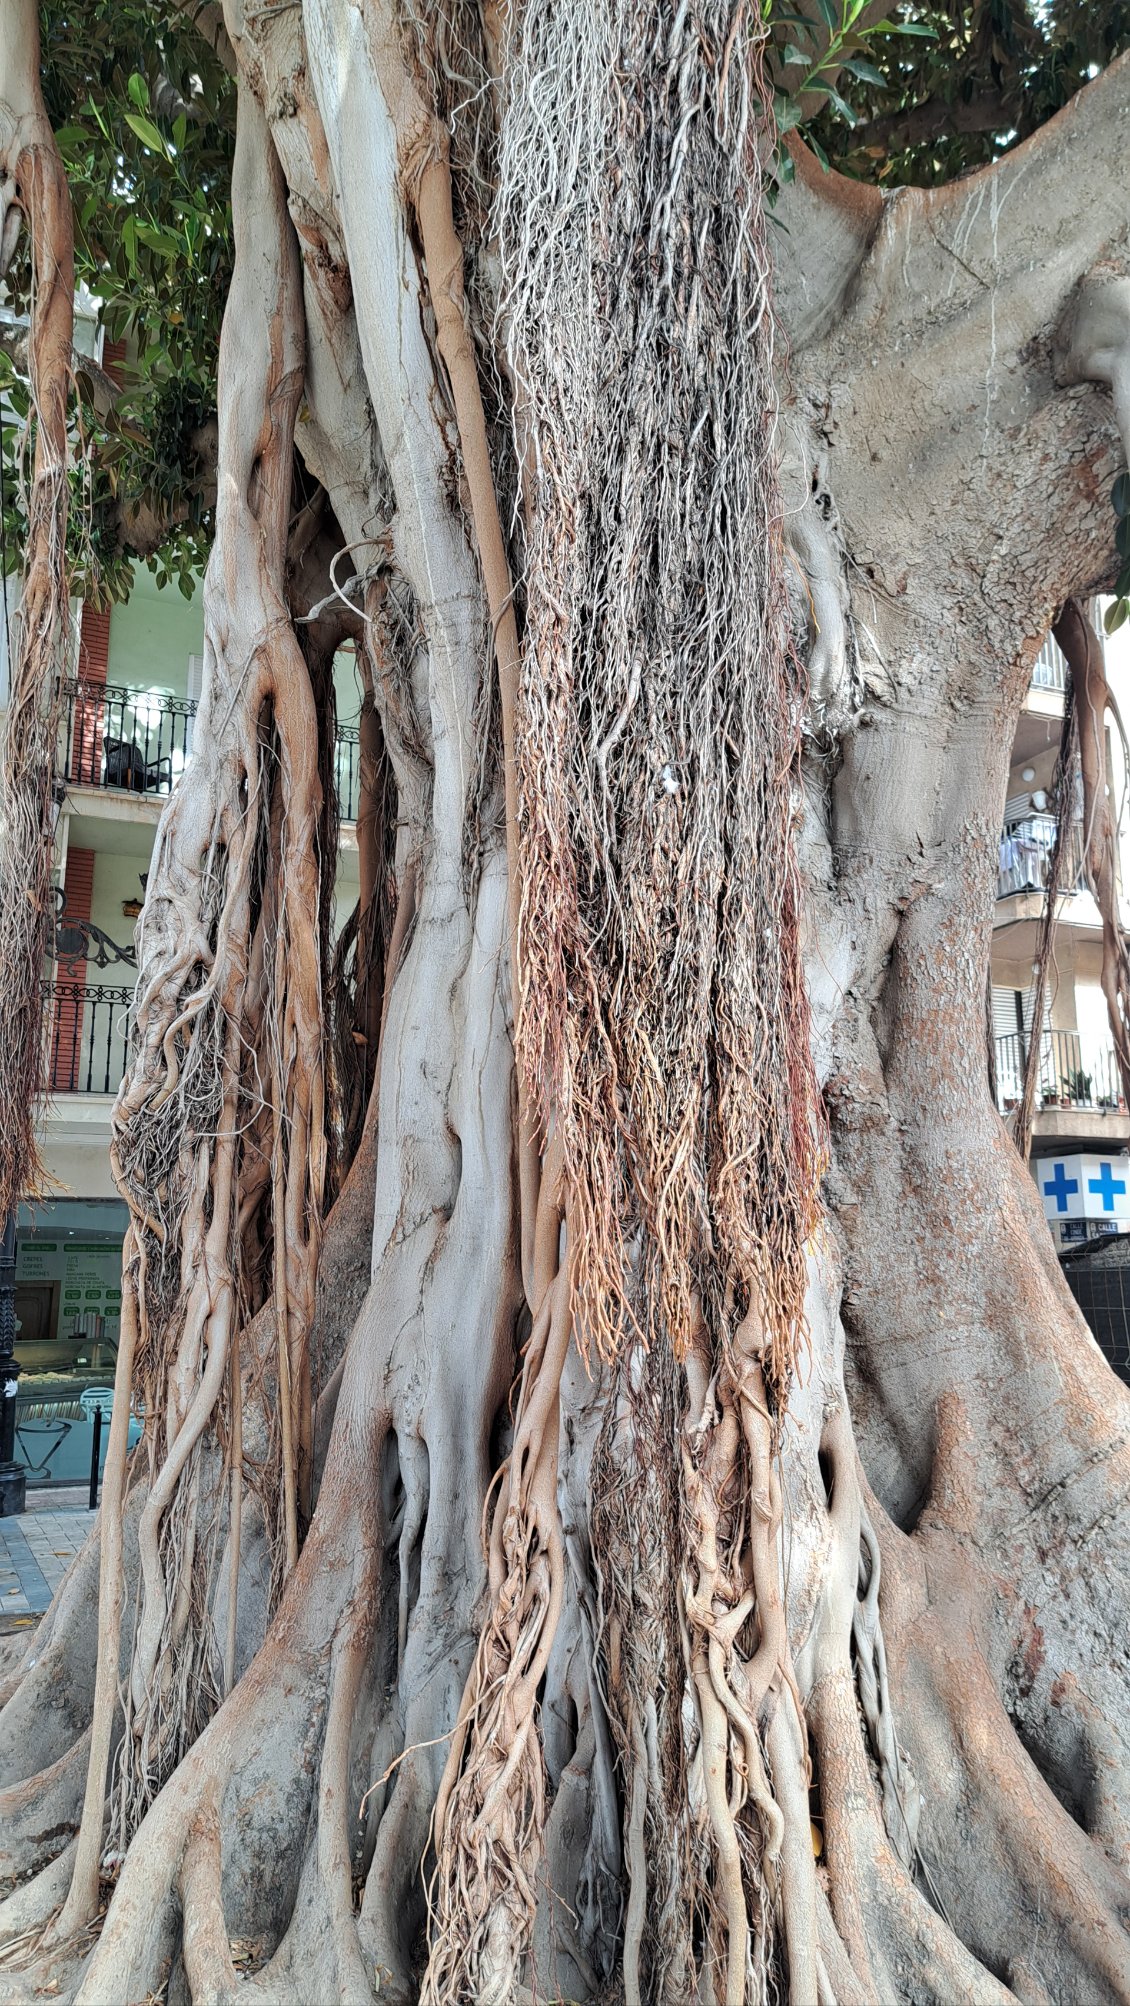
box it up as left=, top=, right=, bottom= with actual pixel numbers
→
left=2, top=0, right=1130, bottom=1999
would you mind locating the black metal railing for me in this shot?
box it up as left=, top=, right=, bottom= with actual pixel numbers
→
left=43, top=980, right=134, bottom=1096
left=994, top=1028, right=1123, bottom=1115
left=58, top=677, right=363, bottom=823
left=59, top=676, right=197, bottom=797
left=334, top=725, right=360, bottom=824
left=997, top=813, right=1086, bottom=899
left=1030, top=634, right=1068, bottom=693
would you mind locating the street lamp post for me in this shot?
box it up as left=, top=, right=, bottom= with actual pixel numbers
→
left=0, top=1211, right=25, bottom=1516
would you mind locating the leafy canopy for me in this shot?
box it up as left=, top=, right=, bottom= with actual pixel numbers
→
left=2, top=3, right=233, bottom=602
left=2, top=1, right=1129, bottom=607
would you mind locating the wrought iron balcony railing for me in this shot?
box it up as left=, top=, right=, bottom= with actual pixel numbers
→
left=1030, top=633, right=1068, bottom=694
left=43, top=979, right=134, bottom=1097
left=994, top=1028, right=1123, bottom=1115
left=334, top=725, right=360, bottom=825
left=58, top=677, right=362, bottom=822
left=59, top=675, right=196, bottom=797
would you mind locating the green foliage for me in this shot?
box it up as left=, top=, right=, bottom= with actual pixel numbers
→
left=1, top=3, right=234, bottom=603
left=768, top=0, right=939, bottom=176
left=793, top=0, right=1130, bottom=188
left=3, top=2, right=1130, bottom=609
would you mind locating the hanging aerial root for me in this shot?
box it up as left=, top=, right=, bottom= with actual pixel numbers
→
left=0, top=1, right=75, bottom=1224
left=416, top=0, right=827, bottom=1994
left=58, top=76, right=326, bottom=1925
left=422, top=1253, right=571, bottom=2006
left=498, top=0, right=824, bottom=1374
left=589, top=1340, right=700, bottom=2005
left=491, top=1, right=826, bottom=1997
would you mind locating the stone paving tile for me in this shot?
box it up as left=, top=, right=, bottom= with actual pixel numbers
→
left=0, top=1499, right=98, bottom=1619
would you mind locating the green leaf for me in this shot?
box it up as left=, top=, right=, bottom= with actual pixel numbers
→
left=823, top=85, right=860, bottom=126
left=1105, top=599, right=1129, bottom=636
left=781, top=41, right=809, bottom=65
left=86, top=95, right=111, bottom=140
left=841, top=55, right=888, bottom=85
left=136, top=222, right=183, bottom=258
left=1116, top=558, right=1130, bottom=600
left=124, top=112, right=169, bottom=156
left=774, top=94, right=804, bottom=132
left=173, top=113, right=188, bottom=153
left=868, top=16, right=938, bottom=32
left=127, top=71, right=150, bottom=111
left=808, top=132, right=832, bottom=172
left=814, top=0, right=838, bottom=27
left=1117, top=512, right=1130, bottom=560
left=1113, top=471, right=1130, bottom=518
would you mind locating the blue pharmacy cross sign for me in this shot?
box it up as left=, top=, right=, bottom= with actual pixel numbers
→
left=1043, top=1162, right=1079, bottom=1214
left=1088, top=1161, right=1127, bottom=1213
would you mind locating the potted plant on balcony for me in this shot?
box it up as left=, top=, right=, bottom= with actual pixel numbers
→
left=1067, top=1068, right=1093, bottom=1105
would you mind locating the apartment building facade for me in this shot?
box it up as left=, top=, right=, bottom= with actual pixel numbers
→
left=991, top=614, right=1130, bottom=1251
left=2, top=564, right=364, bottom=1482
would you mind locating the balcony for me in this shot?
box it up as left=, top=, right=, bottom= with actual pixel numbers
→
left=333, top=725, right=360, bottom=824
left=59, top=676, right=195, bottom=798
left=58, top=678, right=362, bottom=822
left=43, top=980, right=134, bottom=1098
left=995, top=1028, right=1129, bottom=1144
left=1030, top=634, right=1068, bottom=695
left=997, top=812, right=1085, bottom=900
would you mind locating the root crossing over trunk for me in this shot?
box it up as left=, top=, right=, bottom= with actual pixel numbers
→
left=60, top=73, right=327, bottom=1926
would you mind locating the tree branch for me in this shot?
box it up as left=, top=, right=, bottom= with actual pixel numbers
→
left=855, top=89, right=1013, bottom=153
left=778, top=53, right=1130, bottom=368
left=168, top=0, right=236, bottom=77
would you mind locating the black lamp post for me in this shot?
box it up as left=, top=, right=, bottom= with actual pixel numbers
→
left=0, top=1210, right=25, bottom=1516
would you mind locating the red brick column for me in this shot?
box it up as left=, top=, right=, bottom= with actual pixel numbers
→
left=69, top=602, right=111, bottom=786
left=51, top=847, right=95, bottom=1091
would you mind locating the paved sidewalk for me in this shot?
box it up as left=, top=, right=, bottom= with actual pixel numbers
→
left=0, top=1489, right=97, bottom=1623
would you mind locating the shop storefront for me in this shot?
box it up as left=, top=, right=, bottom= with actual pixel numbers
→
left=12, top=1197, right=135, bottom=1486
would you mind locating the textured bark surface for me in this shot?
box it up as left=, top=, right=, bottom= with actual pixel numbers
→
left=2, top=8, right=1130, bottom=2005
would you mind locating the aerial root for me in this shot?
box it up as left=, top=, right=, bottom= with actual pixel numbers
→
left=70, top=1449, right=378, bottom=2006
left=423, top=1248, right=572, bottom=2005
left=677, top=1304, right=820, bottom=2006
left=851, top=1501, right=922, bottom=1866
left=54, top=79, right=330, bottom=1907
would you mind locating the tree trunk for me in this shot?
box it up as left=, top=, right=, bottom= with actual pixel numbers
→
left=3, top=8, right=1130, bottom=2004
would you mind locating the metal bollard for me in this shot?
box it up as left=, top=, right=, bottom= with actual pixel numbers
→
left=88, top=1403, right=103, bottom=1511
